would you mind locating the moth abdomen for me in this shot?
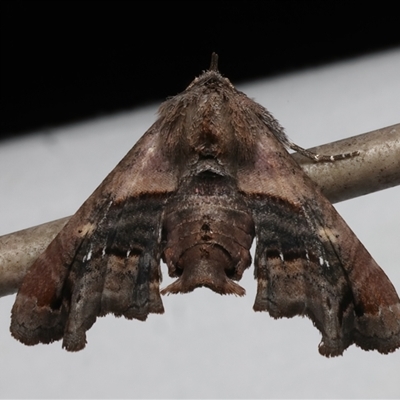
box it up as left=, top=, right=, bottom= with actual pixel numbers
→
left=161, top=176, right=254, bottom=296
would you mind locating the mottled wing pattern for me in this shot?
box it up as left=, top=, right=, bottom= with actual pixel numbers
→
left=10, top=122, right=177, bottom=351
left=238, top=123, right=400, bottom=356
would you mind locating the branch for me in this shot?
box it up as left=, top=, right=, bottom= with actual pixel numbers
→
left=293, top=123, right=400, bottom=203
left=0, top=123, right=399, bottom=297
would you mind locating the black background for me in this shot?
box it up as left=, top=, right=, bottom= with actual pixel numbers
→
left=2, top=1, right=399, bottom=139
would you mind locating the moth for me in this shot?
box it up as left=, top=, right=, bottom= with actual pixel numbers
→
left=11, top=54, right=400, bottom=357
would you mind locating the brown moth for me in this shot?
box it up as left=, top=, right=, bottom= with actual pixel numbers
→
left=11, top=54, right=400, bottom=356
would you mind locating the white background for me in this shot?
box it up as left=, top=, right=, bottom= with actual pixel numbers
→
left=1, top=49, right=399, bottom=398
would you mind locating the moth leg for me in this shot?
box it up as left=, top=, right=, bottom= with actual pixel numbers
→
left=287, top=141, right=360, bottom=162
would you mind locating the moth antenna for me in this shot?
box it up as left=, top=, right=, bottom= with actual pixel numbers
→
left=209, top=52, right=219, bottom=72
